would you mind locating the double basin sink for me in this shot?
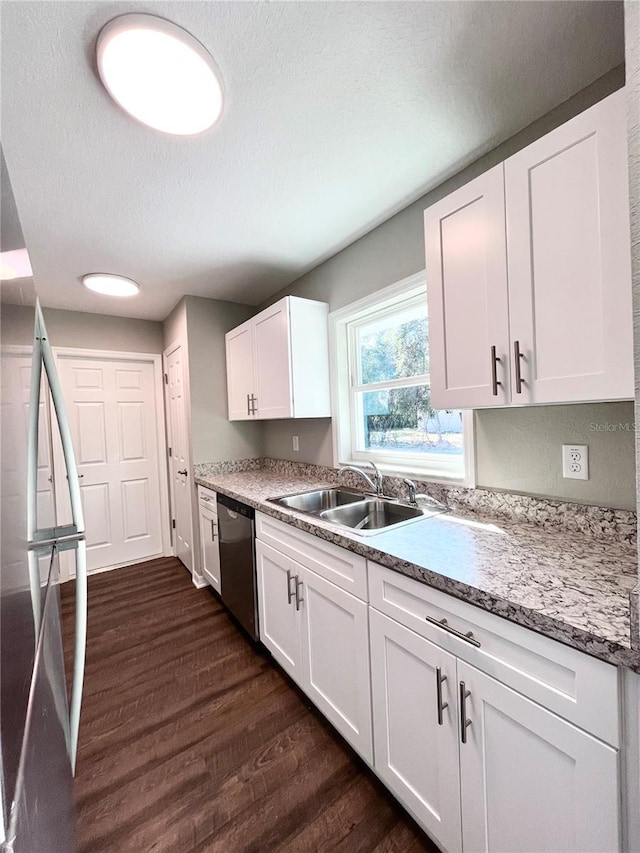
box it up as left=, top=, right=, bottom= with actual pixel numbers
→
left=269, top=488, right=447, bottom=536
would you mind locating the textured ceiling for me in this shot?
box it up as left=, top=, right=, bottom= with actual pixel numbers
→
left=0, top=1, right=624, bottom=321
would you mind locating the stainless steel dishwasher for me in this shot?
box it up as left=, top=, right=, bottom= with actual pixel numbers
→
left=216, top=493, right=259, bottom=641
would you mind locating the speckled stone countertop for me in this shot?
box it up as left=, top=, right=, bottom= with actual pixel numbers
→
left=196, top=469, right=640, bottom=671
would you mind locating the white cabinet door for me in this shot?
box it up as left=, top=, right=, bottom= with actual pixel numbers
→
left=458, top=660, right=620, bottom=853
left=255, top=539, right=302, bottom=684
left=225, top=320, right=255, bottom=420
left=253, top=300, right=293, bottom=419
left=424, top=164, right=510, bottom=409
left=300, top=568, right=372, bottom=763
left=370, top=610, right=462, bottom=853
left=198, top=502, right=220, bottom=592
left=505, top=90, right=633, bottom=404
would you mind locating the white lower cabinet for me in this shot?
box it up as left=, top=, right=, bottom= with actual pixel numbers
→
left=370, top=604, right=621, bottom=853
left=458, top=660, right=620, bottom=853
left=370, top=609, right=463, bottom=853
left=197, top=488, right=220, bottom=592
left=255, top=537, right=373, bottom=762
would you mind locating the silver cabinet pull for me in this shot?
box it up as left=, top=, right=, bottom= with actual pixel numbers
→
left=459, top=681, right=472, bottom=744
left=250, top=394, right=258, bottom=415
left=295, top=576, right=304, bottom=611
left=425, top=615, right=481, bottom=648
left=210, top=519, right=217, bottom=540
left=436, top=666, right=448, bottom=726
left=246, top=393, right=251, bottom=416
left=514, top=340, right=525, bottom=394
left=490, top=345, right=502, bottom=396
left=286, top=569, right=295, bottom=604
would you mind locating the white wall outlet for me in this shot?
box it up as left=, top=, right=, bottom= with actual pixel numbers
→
left=562, top=444, right=589, bottom=480
left=292, top=435, right=300, bottom=452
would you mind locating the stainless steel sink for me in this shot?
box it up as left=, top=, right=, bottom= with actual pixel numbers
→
left=271, top=488, right=366, bottom=514
left=268, top=488, right=446, bottom=535
left=320, top=498, right=425, bottom=532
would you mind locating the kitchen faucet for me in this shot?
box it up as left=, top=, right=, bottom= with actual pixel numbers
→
left=339, top=462, right=385, bottom=496
left=403, top=478, right=447, bottom=511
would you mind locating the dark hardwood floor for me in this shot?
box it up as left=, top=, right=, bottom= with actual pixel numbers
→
left=61, top=557, right=438, bottom=853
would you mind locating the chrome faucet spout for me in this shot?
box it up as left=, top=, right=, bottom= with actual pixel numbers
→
left=339, top=462, right=384, bottom=496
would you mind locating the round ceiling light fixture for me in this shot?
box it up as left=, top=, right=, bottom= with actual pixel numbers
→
left=96, top=14, right=224, bottom=136
left=82, top=273, right=140, bottom=297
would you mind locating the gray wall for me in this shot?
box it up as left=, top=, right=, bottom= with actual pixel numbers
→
left=259, top=66, right=636, bottom=510
left=184, top=296, right=263, bottom=464
left=2, top=302, right=164, bottom=352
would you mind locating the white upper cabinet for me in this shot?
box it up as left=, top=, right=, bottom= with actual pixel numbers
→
left=225, top=296, right=331, bottom=420
left=505, top=90, right=633, bottom=404
left=425, top=89, right=633, bottom=409
left=424, top=165, right=510, bottom=408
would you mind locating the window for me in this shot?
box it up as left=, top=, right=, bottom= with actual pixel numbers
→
left=330, top=273, right=474, bottom=484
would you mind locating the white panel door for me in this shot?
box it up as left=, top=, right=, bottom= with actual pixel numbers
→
left=56, top=355, right=163, bottom=571
left=253, top=300, right=293, bottom=419
left=505, top=89, right=633, bottom=403
left=255, top=540, right=302, bottom=684
left=424, top=165, right=510, bottom=408
left=300, top=567, right=372, bottom=763
left=458, top=660, right=620, bottom=853
left=225, top=321, right=255, bottom=420
left=370, top=609, right=462, bottom=853
left=165, top=344, right=193, bottom=571
left=199, top=502, right=220, bottom=592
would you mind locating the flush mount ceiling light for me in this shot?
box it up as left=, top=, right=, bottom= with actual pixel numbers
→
left=82, top=273, right=140, bottom=297
left=0, top=248, right=33, bottom=281
left=96, top=14, right=224, bottom=136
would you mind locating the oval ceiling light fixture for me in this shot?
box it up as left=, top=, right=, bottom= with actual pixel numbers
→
left=82, top=273, right=140, bottom=297
left=96, top=14, right=224, bottom=136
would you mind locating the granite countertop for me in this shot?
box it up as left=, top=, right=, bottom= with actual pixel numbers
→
left=195, top=469, right=640, bottom=671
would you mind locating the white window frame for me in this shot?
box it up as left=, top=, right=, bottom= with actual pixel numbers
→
left=329, top=271, right=476, bottom=486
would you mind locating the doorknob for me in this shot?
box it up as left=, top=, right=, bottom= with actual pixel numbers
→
left=178, top=469, right=188, bottom=476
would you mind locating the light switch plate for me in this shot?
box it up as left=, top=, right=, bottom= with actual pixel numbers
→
left=562, top=444, right=588, bottom=480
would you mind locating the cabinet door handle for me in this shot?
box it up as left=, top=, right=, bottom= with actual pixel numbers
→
left=210, top=519, right=217, bottom=540
left=250, top=394, right=258, bottom=415
left=490, top=345, right=502, bottom=396
left=178, top=469, right=188, bottom=476
left=247, top=393, right=252, bottom=416
left=514, top=340, right=525, bottom=394
left=295, top=576, right=304, bottom=611
left=459, top=681, right=472, bottom=744
left=436, top=666, right=448, bottom=726
left=286, top=569, right=295, bottom=604
left=425, top=615, right=481, bottom=648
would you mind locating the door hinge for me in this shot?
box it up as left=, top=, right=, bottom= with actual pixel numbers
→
left=172, top=519, right=176, bottom=529
left=164, top=373, right=168, bottom=385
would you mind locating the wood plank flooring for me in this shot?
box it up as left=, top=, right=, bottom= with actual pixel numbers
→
left=61, top=557, right=438, bottom=853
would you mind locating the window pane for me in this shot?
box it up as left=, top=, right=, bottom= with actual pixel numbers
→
left=357, top=304, right=428, bottom=384
left=355, top=386, right=463, bottom=456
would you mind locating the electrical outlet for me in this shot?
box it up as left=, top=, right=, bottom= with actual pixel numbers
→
left=292, top=435, right=299, bottom=452
left=562, top=444, right=588, bottom=480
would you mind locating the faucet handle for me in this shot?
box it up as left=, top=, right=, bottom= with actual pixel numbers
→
left=403, top=478, right=417, bottom=505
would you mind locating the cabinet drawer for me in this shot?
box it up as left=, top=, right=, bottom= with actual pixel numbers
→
left=369, top=562, right=619, bottom=746
left=256, top=512, right=368, bottom=600
left=197, top=485, right=217, bottom=510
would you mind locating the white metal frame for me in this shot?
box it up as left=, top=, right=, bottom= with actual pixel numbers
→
left=328, top=272, right=476, bottom=486
left=51, top=346, right=172, bottom=579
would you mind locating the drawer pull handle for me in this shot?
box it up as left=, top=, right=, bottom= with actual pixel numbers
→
left=210, top=519, right=217, bottom=541
left=436, top=666, right=448, bottom=726
left=286, top=569, right=295, bottom=605
left=425, top=616, right=481, bottom=648
left=295, top=577, right=304, bottom=611
left=514, top=339, right=525, bottom=394
left=460, top=681, right=472, bottom=744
